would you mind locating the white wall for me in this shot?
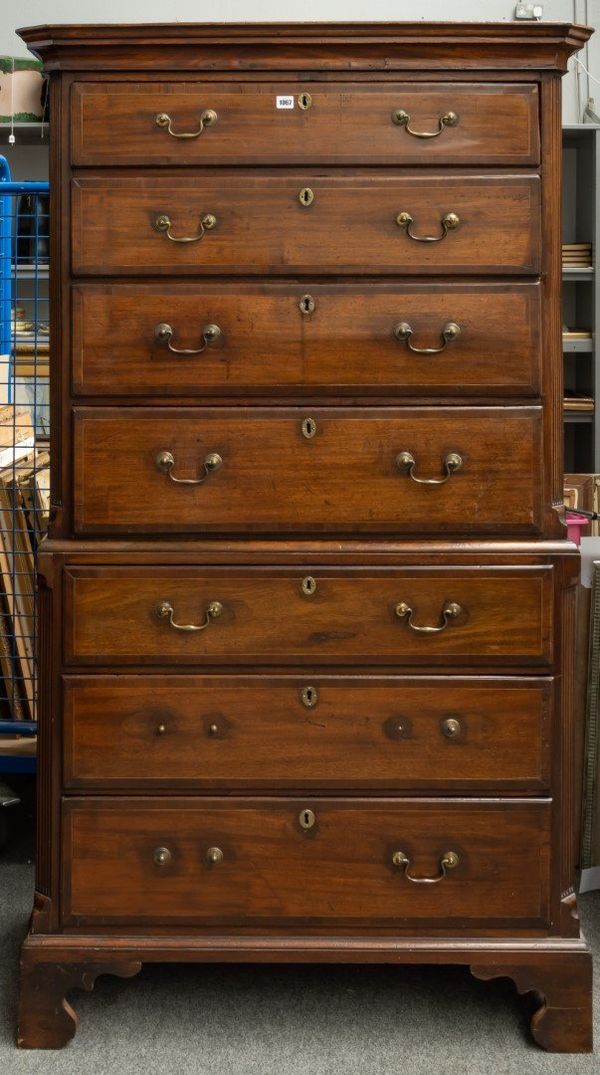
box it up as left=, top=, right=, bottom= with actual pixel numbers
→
left=2, top=0, right=600, bottom=123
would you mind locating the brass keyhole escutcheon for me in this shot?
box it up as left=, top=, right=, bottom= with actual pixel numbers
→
left=442, top=717, right=462, bottom=740
left=299, top=187, right=315, bottom=207
left=301, top=417, right=317, bottom=439
left=299, top=808, right=316, bottom=831
left=301, top=685, right=318, bottom=709
left=298, top=91, right=313, bottom=110
left=301, top=575, right=317, bottom=596
left=299, top=294, right=316, bottom=316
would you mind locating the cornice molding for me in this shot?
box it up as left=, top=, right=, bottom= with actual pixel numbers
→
left=17, top=21, right=593, bottom=73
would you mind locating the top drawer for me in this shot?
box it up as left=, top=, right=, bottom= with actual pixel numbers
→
left=71, top=82, right=540, bottom=167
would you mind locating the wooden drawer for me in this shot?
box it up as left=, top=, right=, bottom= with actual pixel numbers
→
left=72, top=281, right=542, bottom=399
left=73, top=406, right=543, bottom=536
left=71, top=174, right=541, bottom=276
left=62, top=675, right=552, bottom=791
left=71, top=82, right=540, bottom=167
left=63, top=566, right=553, bottom=668
left=62, top=797, right=551, bottom=928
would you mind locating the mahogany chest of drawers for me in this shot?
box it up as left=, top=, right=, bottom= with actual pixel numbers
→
left=16, top=21, right=594, bottom=1052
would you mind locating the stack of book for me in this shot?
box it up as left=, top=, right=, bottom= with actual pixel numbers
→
left=12, top=309, right=49, bottom=379
left=563, top=242, right=593, bottom=270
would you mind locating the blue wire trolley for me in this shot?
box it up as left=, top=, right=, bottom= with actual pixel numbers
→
left=0, top=155, right=50, bottom=778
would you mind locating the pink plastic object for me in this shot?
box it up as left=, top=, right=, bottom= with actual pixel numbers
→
left=566, top=511, right=590, bottom=546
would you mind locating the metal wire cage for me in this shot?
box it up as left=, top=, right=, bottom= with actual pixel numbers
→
left=0, top=155, right=50, bottom=772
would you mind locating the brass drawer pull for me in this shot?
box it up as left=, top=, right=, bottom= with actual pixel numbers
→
left=395, top=211, right=459, bottom=243
left=153, top=846, right=172, bottom=867
left=206, top=846, right=224, bottom=864
left=391, top=849, right=459, bottom=883
left=154, top=322, right=222, bottom=356
left=442, top=717, right=462, bottom=739
left=392, top=108, right=459, bottom=138
left=156, top=599, right=223, bottom=632
left=155, top=108, right=218, bottom=138
left=395, top=601, right=463, bottom=634
left=156, top=450, right=223, bottom=485
left=394, top=321, right=461, bottom=354
left=154, top=213, right=217, bottom=243
left=396, top=450, right=462, bottom=485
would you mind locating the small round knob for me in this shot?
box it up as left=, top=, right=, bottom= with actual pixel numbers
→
left=207, top=600, right=224, bottom=620
left=442, top=717, right=462, bottom=740
left=392, top=850, right=409, bottom=868
left=202, top=109, right=218, bottom=127
left=206, top=846, right=224, bottom=864
left=395, top=211, right=412, bottom=228
left=156, top=723, right=167, bottom=736
left=443, top=322, right=461, bottom=342
left=156, top=450, right=175, bottom=472
left=444, top=602, right=462, bottom=619
left=394, top=322, right=412, bottom=342
left=202, top=213, right=217, bottom=230
left=444, top=212, right=460, bottom=230
left=208, top=722, right=219, bottom=736
left=204, top=453, right=223, bottom=473
left=203, top=324, right=222, bottom=343
left=153, top=846, right=172, bottom=866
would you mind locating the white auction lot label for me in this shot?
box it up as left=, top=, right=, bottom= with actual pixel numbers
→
left=276, top=95, right=294, bottom=109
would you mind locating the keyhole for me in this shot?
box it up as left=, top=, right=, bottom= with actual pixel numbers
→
left=299, top=808, right=316, bottom=830
left=298, top=187, right=315, bottom=207
left=301, top=417, right=317, bottom=439
left=301, top=685, right=318, bottom=709
left=298, top=91, right=313, bottom=110
left=301, top=575, right=317, bottom=595
left=299, top=294, right=316, bottom=316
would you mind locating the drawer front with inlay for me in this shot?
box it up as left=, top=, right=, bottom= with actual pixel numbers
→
left=72, top=281, right=542, bottom=398
left=71, top=174, right=541, bottom=276
left=63, top=566, right=553, bottom=667
left=73, top=407, right=543, bottom=535
left=62, top=797, right=551, bottom=928
left=62, top=675, right=552, bottom=791
left=71, top=82, right=540, bottom=166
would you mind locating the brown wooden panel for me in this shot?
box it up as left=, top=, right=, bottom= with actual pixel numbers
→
left=72, top=406, right=543, bottom=536
left=62, top=674, right=552, bottom=791
left=71, top=281, right=542, bottom=398
left=70, top=174, right=541, bottom=276
left=62, top=797, right=551, bottom=927
left=63, top=565, right=553, bottom=667
left=71, top=82, right=540, bottom=166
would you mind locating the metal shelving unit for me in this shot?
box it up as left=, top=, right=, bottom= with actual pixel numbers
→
left=563, top=123, right=600, bottom=472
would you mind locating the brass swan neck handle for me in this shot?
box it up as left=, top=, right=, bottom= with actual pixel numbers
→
left=155, top=108, right=218, bottom=139
left=392, top=108, right=459, bottom=138
left=392, top=850, right=459, bottom=883
left=395, top=210, right=459, bottom=243
left=395, top=601, right=463, bottom=634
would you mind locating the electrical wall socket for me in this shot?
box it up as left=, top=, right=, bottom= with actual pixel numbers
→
left=514, top=3, right=543, bottom=18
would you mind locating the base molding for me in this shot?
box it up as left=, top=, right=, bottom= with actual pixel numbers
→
left=18, top=931, right=593, bottom=1052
